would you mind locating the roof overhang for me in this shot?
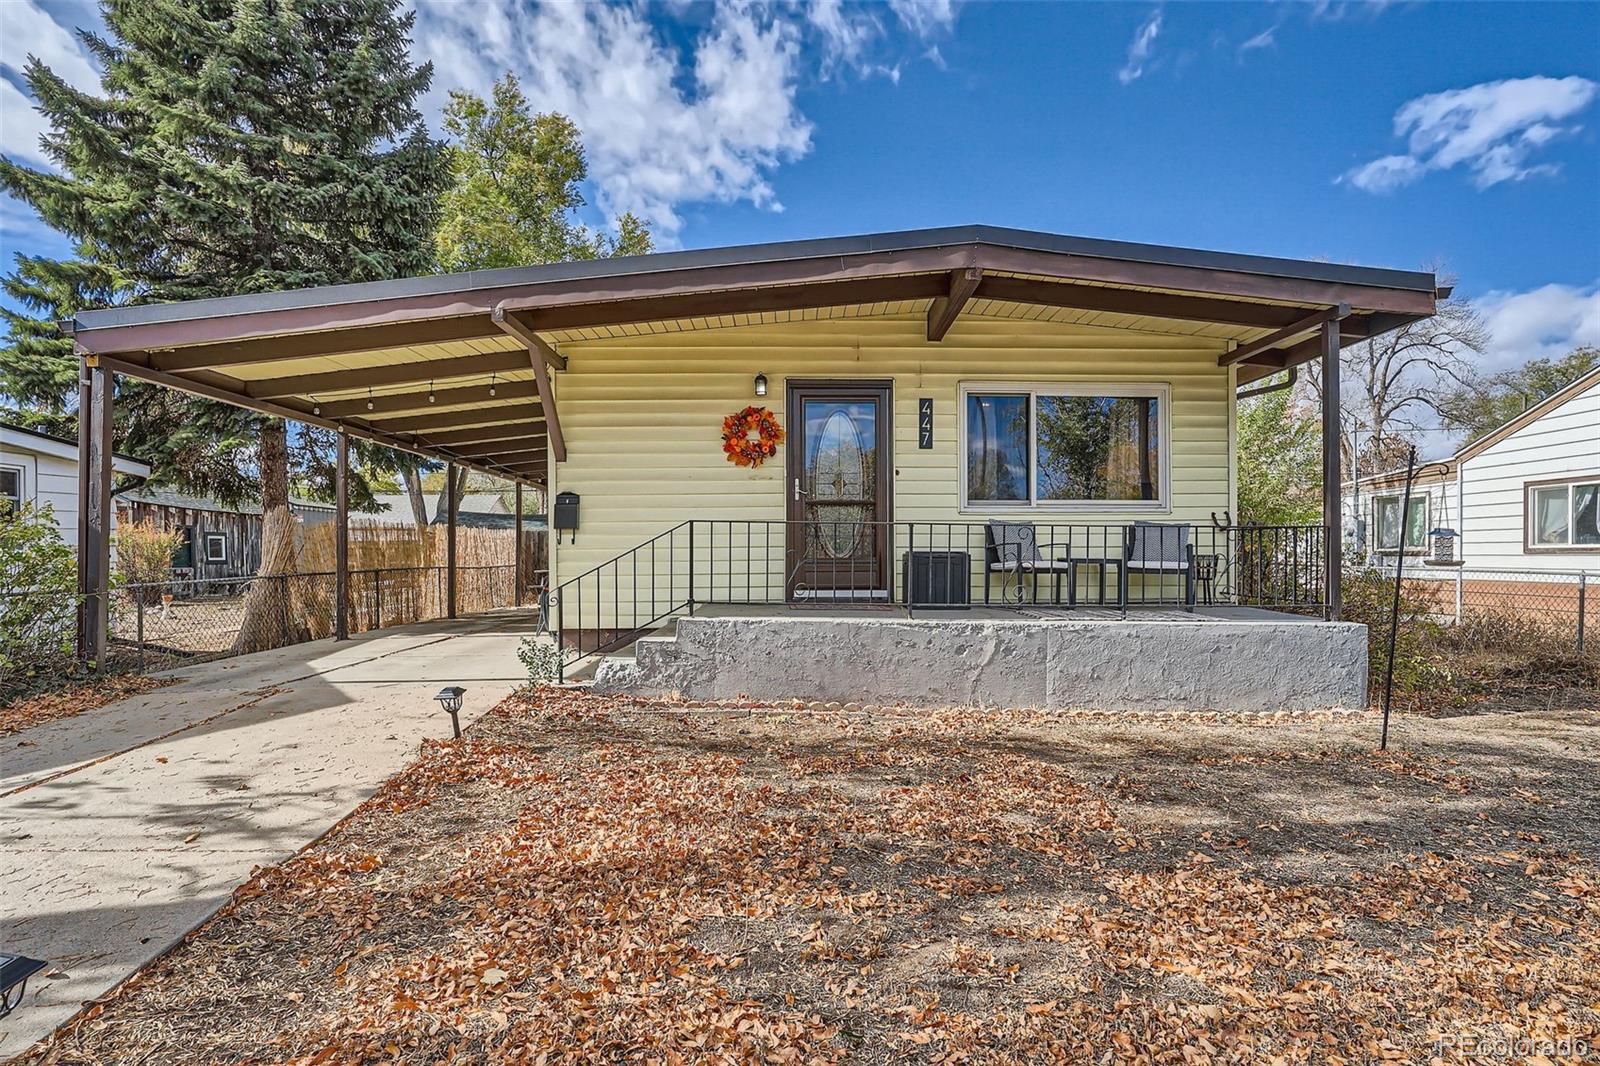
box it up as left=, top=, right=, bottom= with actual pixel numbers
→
left=1, top=423, right=153, bottom=478
left=64, top=226, right=1442, bottom=487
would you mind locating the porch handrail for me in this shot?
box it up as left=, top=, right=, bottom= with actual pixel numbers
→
left=546, top=519, right=1327, bottom=679
left=548, top=521, right=696, bottom=678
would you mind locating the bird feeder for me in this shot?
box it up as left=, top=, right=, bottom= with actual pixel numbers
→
left=1425, top=527, right=1462, bottom=567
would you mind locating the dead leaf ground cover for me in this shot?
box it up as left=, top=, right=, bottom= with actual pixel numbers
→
left=0, top=674, right=172, bottom=737
left=20, top=691, right=1600, bottom=1065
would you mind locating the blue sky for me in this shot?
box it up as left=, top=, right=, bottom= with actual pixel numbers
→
left=3, top=0, right=1598, bottom=373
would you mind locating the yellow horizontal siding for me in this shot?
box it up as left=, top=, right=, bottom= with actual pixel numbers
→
left=547, top=314, right=1236, bottom=621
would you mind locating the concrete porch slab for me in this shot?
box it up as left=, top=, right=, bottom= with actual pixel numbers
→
left=593, top=612, right=1367, bottom=712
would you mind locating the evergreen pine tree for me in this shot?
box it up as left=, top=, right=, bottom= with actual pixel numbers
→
left=1, top=0, right=447, bottom=508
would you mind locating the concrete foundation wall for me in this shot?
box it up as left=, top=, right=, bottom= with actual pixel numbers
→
left=594, top=616, right=1369, bottom=712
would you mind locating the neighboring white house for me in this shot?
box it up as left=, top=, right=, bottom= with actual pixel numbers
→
left=0, top=422, right=152, bottom=546
left=368, top=489, right=545, bottom=530
left=1347, top=365, right=1600, bottom=572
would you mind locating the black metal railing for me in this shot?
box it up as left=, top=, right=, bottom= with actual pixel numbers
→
left=547, top=521, right=1327, bottom=677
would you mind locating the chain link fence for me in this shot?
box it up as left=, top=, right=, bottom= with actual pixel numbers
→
left=1359, top=564, right=1594, bottom=653
left=1, top=564, right=527, bottom=704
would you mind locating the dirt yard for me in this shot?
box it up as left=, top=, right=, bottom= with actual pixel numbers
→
left=19, top=690, right=1600, bottom=1065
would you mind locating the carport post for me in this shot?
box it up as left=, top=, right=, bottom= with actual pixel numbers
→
left=334, top=431, right=349, bottom=641
left=78, top=358, right=114, bottom=669
left=446, top=462, right=458, bottom=619
left=1320, top=316, right=1344, bottom=621
left=513, top=482, right=523, bottom=608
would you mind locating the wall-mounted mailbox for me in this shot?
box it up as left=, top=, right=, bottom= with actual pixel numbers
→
left=553, top=491, right=580, bottom=544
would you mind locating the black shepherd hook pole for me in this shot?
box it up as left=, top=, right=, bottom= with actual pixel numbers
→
left=1380, top=445, right=1420, bottom=751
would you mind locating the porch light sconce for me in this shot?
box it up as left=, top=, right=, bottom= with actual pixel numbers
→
left=754, top=372, right=768, bottom=398
left=433, top=685, right=466, bottom=739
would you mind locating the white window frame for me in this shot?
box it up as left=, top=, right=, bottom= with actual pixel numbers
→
left=958, top=382, right=1171, bottom=513
left=1373, top=492, right=1428, bottom=554
left=0, top=464, right=23, bottom=517
left=1525, top=476, right=1600, bottom=552
left=204, top=531, right=228, bottom=563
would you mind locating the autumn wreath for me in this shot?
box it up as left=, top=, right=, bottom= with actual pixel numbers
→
left=721, top=405, right=785, bottom=468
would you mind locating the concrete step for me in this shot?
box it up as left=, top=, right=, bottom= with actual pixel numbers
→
left=590, top=624, right=683, bottom=690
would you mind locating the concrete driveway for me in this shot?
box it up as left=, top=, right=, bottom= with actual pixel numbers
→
left=0, top=608, right=542, bottom=1057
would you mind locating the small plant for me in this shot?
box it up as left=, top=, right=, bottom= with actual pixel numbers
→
left=116, top=519, right=185, bottom=603
left=517, top=635, right=561, bottom=684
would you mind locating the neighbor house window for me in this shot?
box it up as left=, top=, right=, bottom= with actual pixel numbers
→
left=172, top=526, right=195, bottom=569
left=0, top=466, right=21, bottom=518
left=1374, top=493, right=1428, bottom=552
left=1527, top=478, right=1600, bottom=550
left=204, top=532, right=227, bottom=563
left=963, top=384, right=1167, bottom=510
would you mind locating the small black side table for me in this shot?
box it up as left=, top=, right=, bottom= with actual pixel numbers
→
left=1065, top=556, right=1124, bottom=607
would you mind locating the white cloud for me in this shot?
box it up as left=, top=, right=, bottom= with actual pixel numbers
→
left=0, top=0, right=99, bottom=90
left=1342, top=153, right=1425, bottom=194
left=410, top=0, right=957, bottom=240
left=886, top=0, right=957, bottom=38
left=805, top=0, right=882, bottom=72
left=1237, top=26, right=1276, bottom=56
left=1343, top=75, right=1599, bottom=193
left=1473, top=281, right=1600, bottom=371
left=409, top=1, right=812, bottom=237
left=411, top=1, right=817, bottom=238
left=1116, top=8, right=1162, bottom=85
left=1309, top=0, right=1395, bottom=21
left=0, top=0, right=101, bottom=169
left=1, top=76, right=53, bottom=167
left=803, top=0, right=953, bottom=80
left=3, top=0, right=959, bottom=243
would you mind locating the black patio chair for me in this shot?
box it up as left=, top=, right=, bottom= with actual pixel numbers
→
left=1122, top=520, right=1197, bottom=610
left=983, top=521, right=1073, bottom=605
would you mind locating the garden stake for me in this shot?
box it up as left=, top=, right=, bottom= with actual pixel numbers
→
left=1380, top=445, right=1419, bottom=751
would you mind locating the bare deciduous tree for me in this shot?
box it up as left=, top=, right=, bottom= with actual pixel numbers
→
left=1302, top=289, right=1487, bottom=475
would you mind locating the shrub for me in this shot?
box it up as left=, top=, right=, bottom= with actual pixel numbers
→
left=115, top=519, right=185, bottom=603
left=1342, top=568, right=1469, bottom=706
left=0, top=505, right=80, bottom=696
left=1342, top=569, right=1598, bottom=710
left=517, top=635, right=561, bottom=684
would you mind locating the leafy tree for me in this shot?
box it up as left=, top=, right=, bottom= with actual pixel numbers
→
left=1438, top=346, right=1600, bottom=445
left=435, top=73, right=653, bottom=273
left=0, top=253, right=125, bottom=435
left=1236, top=384, right=1322, bottom=526
left=0, top=0, right=447, bottom=510
left=429, top=72, right=650, bottom=513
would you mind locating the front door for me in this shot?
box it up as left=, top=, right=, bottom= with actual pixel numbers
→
left=785, top=381, right=892, bottom=600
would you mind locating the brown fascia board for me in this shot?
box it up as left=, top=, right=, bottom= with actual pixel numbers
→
left=66, top=226, right=1438, bottom=356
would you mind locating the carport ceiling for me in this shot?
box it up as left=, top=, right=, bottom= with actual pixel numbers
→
left=66, top=226, right=1441, bottom=488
